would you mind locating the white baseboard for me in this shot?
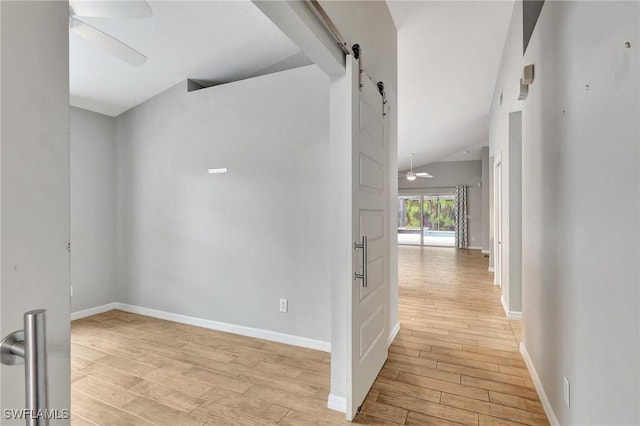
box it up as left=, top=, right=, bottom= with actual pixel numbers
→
left=388, top=322, right=400, bottom=347
left=72, top=302, right=331, bottom=353
left=70, top=302, right=119, bottom=321
left=327, top=393, right=347, bottom=413
left=481, top=250, right=490, bottom=254
left=488, top=266, right=495, bottom=272
left=500, top=295, right=522, bottom=319
left=467, top=246, right=482, bottom=250
left=520, top=343, right=560, bottom=426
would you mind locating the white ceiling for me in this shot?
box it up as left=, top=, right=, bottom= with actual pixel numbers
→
left=438, top=141, right=485, bottom=162
left=387, top=1, right=514, bottom=170
left=70, top=1, right=301, bottom=117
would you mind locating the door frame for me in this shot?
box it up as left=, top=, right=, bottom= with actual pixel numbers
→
left=494, top=154, right=503, bottom=287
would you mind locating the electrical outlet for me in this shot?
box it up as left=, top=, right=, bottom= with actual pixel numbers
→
left=279, top=298, right=288, bottom=313
left=563, top=376, right=570, bottom=407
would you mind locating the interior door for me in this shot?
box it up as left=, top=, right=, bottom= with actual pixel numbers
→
left=0, top=2, right=71, bottom=424
left=348, top=57, right=389, bottom=419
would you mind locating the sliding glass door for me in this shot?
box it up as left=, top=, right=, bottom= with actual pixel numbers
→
left=398, top=193, right=456, bottom=247
left=397, top=196, right=422, bottom=245
left=422, top=195, right=455, bottom=246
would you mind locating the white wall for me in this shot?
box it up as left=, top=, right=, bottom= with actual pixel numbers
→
left=489, top=0, right=524, bottom=314
left=492, top=1, right=640, bottom=423
left=0, top=2, right=70, bottom=422
left=71, top=107, right=118, bottom=312
left=399, top=160, right=483, bottom=248
left=114, top=65, right=332, bottom=343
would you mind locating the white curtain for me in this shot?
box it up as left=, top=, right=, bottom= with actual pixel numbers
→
left=455, top=185, right=468, bottom=248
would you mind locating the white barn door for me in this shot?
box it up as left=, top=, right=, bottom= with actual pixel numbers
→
left=347, top=56, right=389, bottom=420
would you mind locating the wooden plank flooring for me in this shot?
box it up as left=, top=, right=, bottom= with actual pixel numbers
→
left=71, top=246, right=547, bottom=425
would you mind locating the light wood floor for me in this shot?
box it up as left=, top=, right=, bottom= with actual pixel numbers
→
left=71, top=246, right=547, bottom=425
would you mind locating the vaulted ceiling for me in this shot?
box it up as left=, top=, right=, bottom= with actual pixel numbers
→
left=70, top=1, right=301, bottom=117
left=387, top=1, right=514, bottom=170
left=71, top=0, right=514, bottom=169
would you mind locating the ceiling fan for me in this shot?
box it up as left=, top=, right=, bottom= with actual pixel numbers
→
left=399, top=153, right=433, bottom=181
left=69, top=0, right=152, bottom=66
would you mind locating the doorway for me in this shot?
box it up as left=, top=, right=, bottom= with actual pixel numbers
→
left=495, top=159, right=503, bottom=287
left=397, top=193, right=456, bottom=247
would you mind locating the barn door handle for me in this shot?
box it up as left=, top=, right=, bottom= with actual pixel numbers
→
left=354, top=236, right=368, bottom=287
left=1, top=309, right=49, bottom=426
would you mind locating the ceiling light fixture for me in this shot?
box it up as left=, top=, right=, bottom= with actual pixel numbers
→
left=398, top=153, right=433, bottom=181
left=207, top=168, right=228, bottom=174
left=407, top=154, right=417, bottom=181
left=68, top=0, right=152, bottom=66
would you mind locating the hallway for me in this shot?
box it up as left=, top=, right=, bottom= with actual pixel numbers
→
left=355, top=246, right=548, bottom=425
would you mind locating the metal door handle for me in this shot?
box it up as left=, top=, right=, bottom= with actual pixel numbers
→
left=354, top=236, right=368, bottom=287
left=1, top=309, right=49, bottom=426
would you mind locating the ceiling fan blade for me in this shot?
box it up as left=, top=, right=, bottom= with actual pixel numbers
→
left=417, top=175, right=433, bottom=178
left=415, top=172, right=432, bottom=177
left=70, top=17, right=147, bottom=66
left=70, top=0, right=152, bottom=18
